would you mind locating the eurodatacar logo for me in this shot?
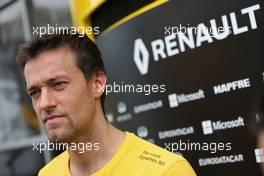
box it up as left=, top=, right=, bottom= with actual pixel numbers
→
left=201, top=117, right=245, bottom=135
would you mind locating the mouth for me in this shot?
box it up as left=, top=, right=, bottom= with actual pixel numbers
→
left=44, top=114, right=64, bottom=124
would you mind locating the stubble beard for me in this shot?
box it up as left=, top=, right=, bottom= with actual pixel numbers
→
left=46, top=117, right=77, bottom=144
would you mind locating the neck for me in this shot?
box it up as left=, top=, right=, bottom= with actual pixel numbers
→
left=68, top=109, right=125, bottom=176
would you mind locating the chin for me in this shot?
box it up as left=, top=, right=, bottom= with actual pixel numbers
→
left=46, top=129, right=62, bottom=142
left=48, top=130, right=75, bottom=144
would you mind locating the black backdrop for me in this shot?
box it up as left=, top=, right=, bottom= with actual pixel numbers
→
left=96, top=0, right=264, bottom=175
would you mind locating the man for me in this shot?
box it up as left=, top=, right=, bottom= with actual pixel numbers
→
left=17, top=32, right=196, bottom=176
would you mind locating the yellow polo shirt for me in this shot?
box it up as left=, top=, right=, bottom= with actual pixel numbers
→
left=39, top=132, right=196, bottom=176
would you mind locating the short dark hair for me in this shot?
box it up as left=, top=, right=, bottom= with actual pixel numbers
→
left=16, top=32, right=107, bottom=112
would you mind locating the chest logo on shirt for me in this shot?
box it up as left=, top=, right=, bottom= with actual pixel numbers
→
left=138, top=150, right=166, bottom=166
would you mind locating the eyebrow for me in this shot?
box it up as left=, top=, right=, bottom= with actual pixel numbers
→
left=27, top=75, right=69, bottom=93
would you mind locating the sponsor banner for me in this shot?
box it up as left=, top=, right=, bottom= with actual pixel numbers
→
left=158, top=126, right=195, bottom=139
left=198, top=154, right=244, bottom=166
left=201, top=116, right=245, bottom=135
left=98, top=0, right=264, bottom=175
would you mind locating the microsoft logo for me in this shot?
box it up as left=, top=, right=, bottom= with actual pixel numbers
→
left=255, top=148, right=264, bottom=163
left=168, top=90, right=205, bottom=108
left=168, top=94, right=179, bottom=108
left=201, top=120, right=213, bottom=135
left=201, top=117, right=245, bottom=135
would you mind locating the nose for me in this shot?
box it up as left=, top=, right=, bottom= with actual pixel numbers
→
left=39, top=88, right=57, bottom=113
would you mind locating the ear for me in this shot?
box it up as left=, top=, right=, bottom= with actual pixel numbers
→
left=93, top=71, right=107, bottom=98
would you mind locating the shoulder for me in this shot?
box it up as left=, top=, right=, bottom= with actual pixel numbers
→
left=165, top=159, right=197, bottom=176
left=38, top=151, right=69, bottom=176
left=126, top=132, right=196, bottom=175
left=128, top=132, right=183, bottom=161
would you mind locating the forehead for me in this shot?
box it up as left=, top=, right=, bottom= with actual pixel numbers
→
left=24, top=46, right=79, bottom=86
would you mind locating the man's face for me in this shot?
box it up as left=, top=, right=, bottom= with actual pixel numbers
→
left=24, top=46, right=96, bottom=143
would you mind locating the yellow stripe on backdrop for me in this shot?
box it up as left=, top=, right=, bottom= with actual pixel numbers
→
left=70, top=0, right=106, bottom=40
left=103, top=0, right=168, bottom=35
left=70, top=0, right=168, bottom=39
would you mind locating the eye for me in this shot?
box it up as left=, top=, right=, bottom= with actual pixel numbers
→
left=29, top=90, right=40, bottom=98
left=53, top=81, right=67, bottom=89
